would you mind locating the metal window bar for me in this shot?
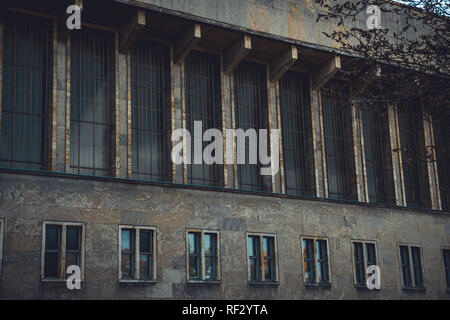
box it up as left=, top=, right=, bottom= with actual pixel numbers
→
left=322, top=84, right=356, bottom=200
left=248, top=235, right=261, bottom=281
left=234, top=61, right=271, bottom=192
left=360, top=104, right=395, bottom=204
left=139, top=230, right=153, bottom=280
left=432, top=110, right=450, bottom=210
left=303, top=238, right=316, bottom=283
left=188, top=232, right=201, bottom=279
left=398, top=102, right=431, bottom=208
left=0, top=14, right=52, bottom=170
left=131, top=40, right=169, bottom=182
left=70, top=28, right=113, bottom=177
left=279, top=71, right=314, bottom=196
left=185, top=50, right=223, bottom=187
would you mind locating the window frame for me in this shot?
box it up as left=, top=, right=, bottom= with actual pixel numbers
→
left=0, top=219, right=4, bottom=281
left=397, top=243, right=426, bottom=290
left=118, top=225, right=157, bottom=283
left=301, top=236, right=332, bottom=287
left=41, top=221, right=86, bottom=282
left=185, top=229, right=221, bottom=283
left=246, top=232, right=279, bottom=284
left=350, top=240, right=379, bottom=289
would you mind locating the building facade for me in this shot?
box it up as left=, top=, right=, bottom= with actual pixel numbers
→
left=0, top=0, right=449, bottom=299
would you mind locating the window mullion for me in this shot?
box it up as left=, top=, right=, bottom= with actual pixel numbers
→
left=260, top=236, right=264, bottom=282
left=201, top=231, right=206, bottom=281
left=60, top=225, right=67, bottom=279
left=135, top=228, right=140, bottom=280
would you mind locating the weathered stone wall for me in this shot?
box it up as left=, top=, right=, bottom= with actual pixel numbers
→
left=0, top=172, right=448, bottom=299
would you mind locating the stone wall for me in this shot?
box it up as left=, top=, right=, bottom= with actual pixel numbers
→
left=0, top=172, right=448, bottom=299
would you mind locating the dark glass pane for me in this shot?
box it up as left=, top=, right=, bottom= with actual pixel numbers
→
left=411, top=247, right=423, bottom=288
left=121, top=253, right=134, bottom=280
left=205, top=256, right=216, bottom=280
left=366, top=243, right=377, bottom=266
left=44, top=252, right=59, bottom=278
left=204, top=233, right=216, bottom=256
left=121, top=229, right=135, bottom=279
left=139, top=254, right=152, bottom=280
left=65, top=252, right=80, bottom=270
left=139, top=230, right=152, bottom=254
left=185, top=51, right=223, bottom=187
left=317, top=240, right=329, bottom=283
left=400, top=246, right=412, bottom=287
left=189, top=255, right=200, bottom=279
left=354, top=242, right=365, bottom=285
left=1, top=14, right=51, bottom=169
left=66, top=226, right=81, bottom=251
left=131, top=39, right=169, bottom=182
left=432, top=110, right=450, bottom=210
left=45, top=225, right=61, bottom=250
left=303, top=239, right=315, bottom=283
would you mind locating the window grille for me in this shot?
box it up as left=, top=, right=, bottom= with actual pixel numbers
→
left=185, top=50, right=223, bottom=186
left=432, top=109, right=450, bottom=210
left=234, top=61, right=271, bottom=192
left=70, top=28, right=114, bottom=176
left=131, top=40, right=170, bottom=181
left=279, top=71, right=315, bottom=196
left=321, top=83, right=357, bottom=200
left=0, top=14, right=52, bottom=170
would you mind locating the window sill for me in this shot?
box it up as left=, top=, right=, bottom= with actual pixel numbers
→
left=304, top=282, right=332, bottom=289
left=119, top=279, right=157, bottom=284
left=248, top=281, right=280, bottom=286
left=41, top=278, right=85, bottom=283
left=402, top=286, right=426, bottom=292
left=187, top=280, right=221, bottom=285
left=354, top=284, right=380, bottom=291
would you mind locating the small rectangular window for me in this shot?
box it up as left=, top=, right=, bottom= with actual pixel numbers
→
left=398, top=244, right=425, bottom=289
left=443, top=249, right=450, bottom=290
left=351, top=240, right=378, bottom=288
left=247, top=233, right=278, bottom=283
left=186, top=230, right=220, bottom=282
left=42, top=222, right=85, bottom=281
left=301, top=236, right=331, bottom=286
left=119, top=226, right=156, bottom=282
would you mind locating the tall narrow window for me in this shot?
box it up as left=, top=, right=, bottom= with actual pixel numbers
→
left=279, top=71, right=315, bottom=196
left=321, top=83, right=356, bottom=200
left=432, top=110, right=450, bottom=210
left=247, top=233, right=278, bottom=283
left=443, top=249, right=450, bottom=291
left=42, top=222, right=85, bottom=281
left=185, top=51, right=223, bottom=186
left=119, top=226, right=156, bottom=281
left=234, top=61, right=271, bottom=192
left=360, top=105, right=395, bottom=204
left=352, top=240, right=378, bottom=288
left=186, top=230, right=220, bottom=282
left=398, top=101, right=431, bottom=208
left=302, top=237, right=331, bottom=286
left=398, top=244, right=425, bottom=289
left=0, top=14, right=52, bottom=169
left=131, top=40, right=170, bottom=181
left=70, top=28, right=113, bottom=176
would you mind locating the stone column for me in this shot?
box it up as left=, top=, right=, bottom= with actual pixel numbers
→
left=351, top=101, right=368, bottom=202
left=267, top=68, right=281, bottom=193
left=388, top=105, right=406, bottom=206
left=221, top=56, right=234, bottom=188
left=171, top=46, right=184, bottom=183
